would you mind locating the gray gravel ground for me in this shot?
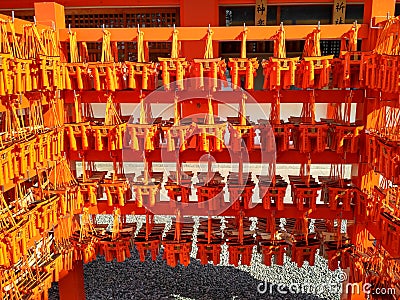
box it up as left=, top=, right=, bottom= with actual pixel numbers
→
left=48, top=216, right=341, bottom=300
left=48, top=248, right=327, bottom=300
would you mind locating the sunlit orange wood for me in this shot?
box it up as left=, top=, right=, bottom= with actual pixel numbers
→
left=58, top=24, right=368, bottom=42
left=34, top=2, right=65, bottom=29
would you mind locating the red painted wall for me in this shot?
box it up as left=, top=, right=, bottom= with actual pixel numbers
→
left=179, top=0, right=219, bottom=59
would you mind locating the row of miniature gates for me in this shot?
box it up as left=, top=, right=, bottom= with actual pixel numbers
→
left=0, top=50, right=398, bottom=93
left=0, top=21, right=398, bottom=94
left=95, top=217, right=346, bottom=268
left=68, top=214, right=350, bottom=270
left=65, top=118, right=363, bottom=154
left=80, top=169, right=355, bottom=213
left=0, top=129, right=63, bottom=188
left=1, top=188, right=399, bottom=298
left=65, top=213, right=400, bottom=292
left=0, top=189, right=398, bottom=298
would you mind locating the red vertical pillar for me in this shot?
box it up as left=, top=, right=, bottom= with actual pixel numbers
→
left=179, top=0, right=220, bottom=117
left=58, top=260, right=86, bottom=300
left=179, top=0, right=219, bottom=59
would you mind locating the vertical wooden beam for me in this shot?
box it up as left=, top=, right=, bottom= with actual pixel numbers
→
left=34, top=2, right=67, bottom=61
left=58, top=260, right=86, bottom=300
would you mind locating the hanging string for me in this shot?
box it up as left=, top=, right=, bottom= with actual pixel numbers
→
left=10, top=101, right=27, bottom=140
left=240, top=25, right=247, bottom=59
left=343, top=90, right=353, bottom=125
left=42, top=29, right=59, bottom=56
left=111, top=208, right=121, bottom=241
left=268, top=161, right=276, bottom=185
left=174, top=94, right=180, bottom=125
left=300, top=90, right=316, bottom=124
left=272, top=23, right=286, bottom=58
left=300, top=155, right=312, bottom=187
left=137, top=26, right=145, bottom=63
left=384, top=106, right=400, bottom=140
left=48, top=158, right=77, bottom=190
left=139, top=92, right=147, bottom=124
left=73, top=91, right=82, bottom=123
left=83, top=103, right=94, bottom=121
left=80, top=207, right=97, bottom=242
left=239, top=93, right=247, bottom=125
left=104, top=94, right=122, bottom=126
left=174, top=209, right=182, bottom=242
left=21, top=24, right=47, bottom=59
left=204, top=26, right=214, bottom=59
left=30, top=99, right=45, bottom=133
left=101, top=29, right=113, bottom=63
left=171, top=27, right=180, bottom=59
left=69, top=31, right=80, bottom=63
left=0, top=191, right=17, bottom=228
left=269, top=90, right=281, bottom=125
left=205, top=94, right=214, bottom=125
left=302, top=27, right=321, bottom=57
left=9, top=20, right=22, bottom=58
left=49, top=93, right=62, bottom=128
left=0, top=19, right=11, bottom=54
left=340, top=22, right=358, bottom=52
left=111, top=41, right=118, bottom=62
left=80, top=42, right=89, bottom=62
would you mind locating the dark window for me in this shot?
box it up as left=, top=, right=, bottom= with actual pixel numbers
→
left=226, top=6, right=255, bottom=26
left=219, top=6, right=276, bottom=57
left=280, top=5, right=332, bottom=25
left=321, top=40, right=341, bottom=57
left=220, top=41, right=273, bottom=56
left=220, top=6, right=277, bottom=26
left=286, top=40, right=305, bottom=55
left=346, top=4, right=364, bottom=23
left=396, top=4, right=400, bottom=16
